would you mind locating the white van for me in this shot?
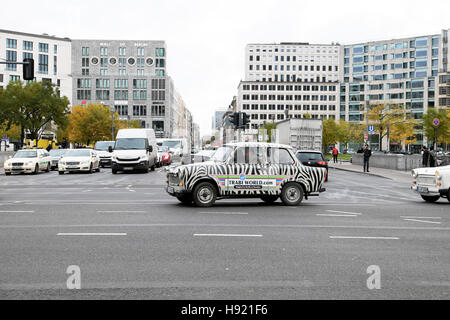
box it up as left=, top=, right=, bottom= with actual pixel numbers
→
left=161, top=138, right=190, bottom=159
left=109, top=129, right=157, bottom=174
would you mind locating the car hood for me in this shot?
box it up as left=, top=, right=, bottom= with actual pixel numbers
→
left=5, top=157, right=38, bottom=163
left=95, top=150, right=112, bottom=157
left=112, top=149, right=147, bottom=158
left=60, top=156, right=91, bottom=162
left=412, top=165, right=450, bottom=175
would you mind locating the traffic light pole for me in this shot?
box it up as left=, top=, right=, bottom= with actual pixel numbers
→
left=0, top=59, right=34, bottom=80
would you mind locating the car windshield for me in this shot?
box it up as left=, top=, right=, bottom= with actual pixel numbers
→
left=198, top=150, right=215, bottom=157
left=162, top=141, right=181, bottom=149
left=158, top=146, right=169, bottom=152
left=296, top=152, right=323, bottom=161
left=65, top=150, right=91, bottom=157
left=49, top=149, right=67, bottom=156
left=94, top=141, right=115, bottom=151
left=114, top=138, right=147, bottom=150
left=211, top=146, right=233, bottom=162
left=13, top=151, right=37, bottom=158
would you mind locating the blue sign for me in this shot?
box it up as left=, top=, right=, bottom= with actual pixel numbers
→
left=240, top=175, right=246, bottom=181
left=368, top=125, right=375, bottom=133
left=433, top=118, right=440, bottom=127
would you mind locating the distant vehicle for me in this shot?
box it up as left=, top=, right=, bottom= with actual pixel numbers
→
left=166, top=142, right=326, bottom=207
left=276, top=118, right=323, bottom=152
left=94, top=141, right=115, bottom=167
left=161, top=138, right=190, bottom=159
left=58, top=149, right=100, bottom=174
left=49, top=148, right=68, bottom=170
left=4, top=149, right=51, bottom=175
left=109, top=129, right=158, bottom=174
left=190, top=149, right=216, bottom=163
left=411, top=165, right=450, bottom=203
left=24, top=132, right=58, bottom=150
left=157, top=145, right=172, bottom=166
left=295, top=150, right=329, bottom=182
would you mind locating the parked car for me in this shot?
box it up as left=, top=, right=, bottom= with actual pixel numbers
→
left=49, top=148, right=68, bottom=170
left=294, top=150, right=329, bottom=182
left=58, top=149, right=100, bottom=174
left=411, top=165, right=450, bottom=203
left=157, top=146, right=172, bottom=167
left=4, top=149, right=51, bottom=175
left=94, top=141, right=115, bottom=167
left=166, top=142, right=326, bottom=207
left=190, top=149, right=216, bottom=163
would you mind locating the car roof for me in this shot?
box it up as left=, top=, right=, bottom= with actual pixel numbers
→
left=223, top=142, right=293, bottom=149
left=295, top=150, right=323, bottom=153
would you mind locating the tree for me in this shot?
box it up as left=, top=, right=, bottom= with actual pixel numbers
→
left=322, top=118, right=340, bottom=153
left=422, top=108, right=450, bottom=146
left=0, top=123, right=21, bottom=140
left=0, top=81, right=70, bottom=142
left=262, top=122, right=276, bottom=143
left=337, top=122, right=365, bottom=147
left=67, top=103, right=123, bottom=145
left=367, top=103, right=416, bottom=151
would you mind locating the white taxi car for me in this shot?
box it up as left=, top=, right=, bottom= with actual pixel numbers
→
left=4, top=149, right=51, bottom=175
left=58, top=149, right=100, bottom=174
left=411, top=165, right=450, bottom=202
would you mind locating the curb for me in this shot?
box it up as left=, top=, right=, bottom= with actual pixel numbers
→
left=328, top=166, right=392, bottom=180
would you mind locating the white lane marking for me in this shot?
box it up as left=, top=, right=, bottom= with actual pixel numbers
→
left=326, top=210, right=362, bottom=215
left=0, top=210, right=34, bottom=213
left=97, top=211, right=146, bottom=213
left=316, top=214, right=358, bottom=217
left=129, top=190, right=136, bottom=192
left=403, top=219, right=442, bottom=225
left=400, top=216, right=441, bottom=219
left=330, top=236, right=399, bottom=240
left=57, top=233, right=127, bottom=236
left=194, top=234, right=262, bottom=237
left=199, top=211, right=248, bottom=215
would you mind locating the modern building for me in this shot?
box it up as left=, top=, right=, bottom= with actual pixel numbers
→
left=212, top=109, right=226, bottom=131
left=339, top=29, right=450, bottom=150
left=237, top=42, right=341, bottom=137
left=0, top=29, right=72, bottom=100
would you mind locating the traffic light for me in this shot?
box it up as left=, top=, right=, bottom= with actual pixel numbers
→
left=23, top=58, right=34, bottom=80
left=229, top=112, right=239, bottom=127
left=242, top=112, right=250, bottom=127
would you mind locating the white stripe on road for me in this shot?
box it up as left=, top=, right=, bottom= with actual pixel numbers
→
left=57, top=233, right=127, bottom=236
left=0, top=210, right=34, bottom=213
left=326, top=210, right=362, bottom=215
left=97, top=211, right=146, bottom=213
left=194, top=234, right=262, bottom=237
left=403, top=218, right=442, bottom=225
left=317, top=214, right=358, bottom=217
left=400, top=216, right=441, bottom=219
left=199, top=211, right=248, bottom=215
left=330, top=236, right=399, bottom=240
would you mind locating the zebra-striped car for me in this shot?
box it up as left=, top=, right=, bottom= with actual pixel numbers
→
left=166, top=142, right=326, bottom=207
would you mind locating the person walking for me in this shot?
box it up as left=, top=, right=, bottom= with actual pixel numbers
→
left=429, top=146, right=436, bottom=167
left=332, top=147, right=339, bottom=163
left=422, top=146, right=430, bottom=167
left=363, top=144, right=372, bottom=172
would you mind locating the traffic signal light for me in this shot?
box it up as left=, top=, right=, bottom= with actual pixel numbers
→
left=23, top=58, right=34, bottom=80
left=242, top=112, right=250, bottom=127
left=229, top=112, right=239, bottom=126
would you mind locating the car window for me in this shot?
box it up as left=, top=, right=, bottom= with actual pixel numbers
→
left=268, top=148, right=295, bottom=165
left=296, top=152, right=323, bottom=161
left=232, top=147, right=266, bottom=164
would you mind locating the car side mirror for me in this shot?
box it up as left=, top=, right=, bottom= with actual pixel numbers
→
left=108, top=146, right=113, bottom=153
left=148, top=146, right=153, bottom=152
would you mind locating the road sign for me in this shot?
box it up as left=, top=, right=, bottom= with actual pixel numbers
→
left=433, top=118, right=440, bottom=127
left=368, top=125, right=375, bottom=133
left=364, top=133, right=369, bottom=141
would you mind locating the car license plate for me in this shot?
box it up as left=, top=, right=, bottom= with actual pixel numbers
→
left=67, top=166, right=77, bottom=169
left=123, top=167, right=134, bottom=171
left=417, top=186, right=429, bottom=193
left=167, top=187, right=174, bottom=194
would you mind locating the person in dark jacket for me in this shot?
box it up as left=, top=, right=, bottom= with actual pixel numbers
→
left=429, top=146, right=436, bottom=167
left=363, top=144, right=372, bottom=172
left=422, top=146, right=430, bottom=167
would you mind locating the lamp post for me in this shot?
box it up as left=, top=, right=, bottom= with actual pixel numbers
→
left=110, top=105, right=115, bottom=140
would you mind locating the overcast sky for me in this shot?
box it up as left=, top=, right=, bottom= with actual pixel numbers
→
left=1, top=0, right=449, bottom=136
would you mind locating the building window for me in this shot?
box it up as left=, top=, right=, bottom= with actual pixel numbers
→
left=137, top=47, right=145, bottom=56
left=133, top=105, right=147, bottom=116
left=119, top=47, right=126, bottom=56
left=23, top=41, right=33, bottom=51
left=100, top=47, right=108, bottom=56
left=82, top=47, right=90, bottom=56
left=9, top=75, right=20, bottom=82
left=54, top=56, right=57, bottom=75
left=6, top=38, right=17, bottom=49
left=114, top=105, right=128, bottom=116
left=6, top=50, right=17, bottom=71
left=54, top=45, right=57, bottom=54
left=151, top=105, right=166, bottom=117
left=39, top=43, right=49, bottom=53
left=155, top=48, right=165, bottom=57
left=38, top=54, right=49, bottom=74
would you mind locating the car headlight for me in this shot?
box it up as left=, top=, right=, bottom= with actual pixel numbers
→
left=435, top=171, right=442, bottom=180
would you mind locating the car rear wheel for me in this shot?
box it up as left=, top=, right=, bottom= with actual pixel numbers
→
left=5, top=172, right=11, bottom=176
left=447, top=189, right=450, bottom=203
left=281, top=182, right=304, bottom=206
left=33, top=164, right=39, bottom=175
left=193, top=182, right=217, bottom=207
left=325, top=169, right=328, bottom=182
left=151, top=164, right=156, bottom=171
left=89, top=163, right=93, bottom=174
left=177, top=195, right=193, bottom=205
left=260, top=195, right=279, bottom=203
left=421, top=195, right=440, bottom=203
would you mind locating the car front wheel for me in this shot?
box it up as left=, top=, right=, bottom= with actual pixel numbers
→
left=193, top=182, right=217, bottom=207
left=421, top=195, right=440, bottom=203
left=281, top=182, right=304, bottom=206
left=33, top=164, right=39, bottom=175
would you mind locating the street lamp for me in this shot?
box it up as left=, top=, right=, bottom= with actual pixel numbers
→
left=110, top=105, right=115, bottom=140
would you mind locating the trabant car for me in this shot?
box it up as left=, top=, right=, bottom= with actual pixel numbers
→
left=166, top=142, right=326, bottom=207
left=411, top=165, right=450, bottom=203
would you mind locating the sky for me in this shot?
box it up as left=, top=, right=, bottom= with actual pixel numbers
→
left=1, top=0, right=449, bottom=137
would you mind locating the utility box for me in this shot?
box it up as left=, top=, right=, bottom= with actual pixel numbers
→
left=275, top=118, right=323, bottom=151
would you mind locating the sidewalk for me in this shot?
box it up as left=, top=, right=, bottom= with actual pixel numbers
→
left=328, top=160, right=412, bottom=183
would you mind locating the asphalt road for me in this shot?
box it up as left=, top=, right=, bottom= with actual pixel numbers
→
left=0, top=166, right=448, bottom=299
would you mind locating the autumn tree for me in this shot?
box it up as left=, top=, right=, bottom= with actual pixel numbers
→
left=322, top=118, right=340, bottom=153
left=422, top=108, right=450, bottom=146
left=337, top=121, right=365, bottom=148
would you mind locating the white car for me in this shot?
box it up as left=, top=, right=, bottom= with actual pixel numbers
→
left=411, top=165, right=450, bottom=203
left=4, top=149, right=51, bottom=175
left=94, top=141, right=115, bottom=167
left=58, top=149, right=100, bottom=174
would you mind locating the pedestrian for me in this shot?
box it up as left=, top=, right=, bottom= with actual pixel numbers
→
left=422, top=146, right=429, bottom=167
left=363, top=144, right=372, bottom=173
left=332, top=146, right=339, bottom=163
left=429, top=146, right=436, bottom=167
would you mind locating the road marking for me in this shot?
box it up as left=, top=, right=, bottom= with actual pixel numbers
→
left=199, top=211, right=248, bottom=215
left=329, top=236, right=399, bottom=240
left=400, top=216, right=441, bottom=219
left=316, top=214, right=357, bottom=217
left=57, top=233, right=127, bottom=236
left=0, top=210, right=34, bottom=213
left=403, top=218, right=442, bottom=225
left=97, top=210, right=146, bottom=213
left=194, top=234, right=262, bottom=237
left=326, top=210, right=362, bottom=215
